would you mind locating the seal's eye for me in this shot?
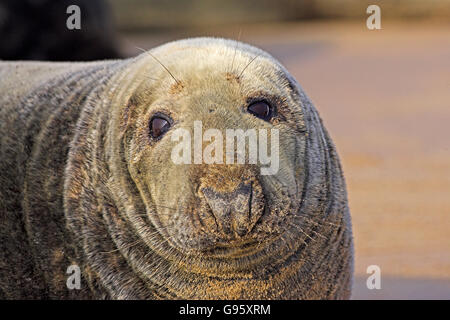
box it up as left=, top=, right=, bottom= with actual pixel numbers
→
left=150, top=116, right=170, bottom=139
left=248, top=101, right=272, bottom=121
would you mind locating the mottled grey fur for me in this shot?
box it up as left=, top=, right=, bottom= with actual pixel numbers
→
left=0, top=38, right=353, bottom=299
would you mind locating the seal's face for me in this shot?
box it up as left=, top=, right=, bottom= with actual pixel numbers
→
left=120, top=39, right=307, bottom=257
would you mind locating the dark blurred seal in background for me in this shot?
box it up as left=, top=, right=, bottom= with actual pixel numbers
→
left=0, top=0, right=122, bottom=61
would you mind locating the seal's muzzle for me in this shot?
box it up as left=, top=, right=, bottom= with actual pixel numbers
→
left=201, top=180, right=265, bottom=238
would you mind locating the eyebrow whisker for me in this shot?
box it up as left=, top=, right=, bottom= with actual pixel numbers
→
left=238, top=54, right=260, bottom=79
left=135, top=46, right=181, bottom=86
left=229, top=28, right=242, bottom=74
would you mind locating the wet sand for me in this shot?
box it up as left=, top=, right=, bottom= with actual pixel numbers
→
left=120, top=21, right=450, bottom=299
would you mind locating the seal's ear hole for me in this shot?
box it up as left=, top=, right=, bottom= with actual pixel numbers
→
left=248, top=101, right=272, bottom=121
left=149, top=116, right=171, bottom=139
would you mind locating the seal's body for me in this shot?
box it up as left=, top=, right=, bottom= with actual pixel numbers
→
left=0, top=38, right=353, bottom=299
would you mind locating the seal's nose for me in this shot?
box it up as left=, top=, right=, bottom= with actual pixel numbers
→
left=201, top=182, right=264, bottom=237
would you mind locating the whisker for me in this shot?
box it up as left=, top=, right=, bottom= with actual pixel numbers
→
left=153, top=204, right=183, bottom=211
left=293, top=215, right=341, bottom=228
left=100, top=239, right=141, bottom=254
left=229, top=28, right=242, bottom=73
left=290, top=224, right=315, bottom=242
left=135, top=46, right=181, bottom=85
left=238, top=54, right=260, bottom=79
left=283, top=227, right=309, bottom=247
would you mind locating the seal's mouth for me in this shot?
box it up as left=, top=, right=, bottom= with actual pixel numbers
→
left=185, top=231, right=282, bottom=259
left=200, top=238, right=260, bottom=257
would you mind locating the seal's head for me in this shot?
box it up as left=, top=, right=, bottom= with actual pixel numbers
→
left=67, top=37, right=353, bottom=299
left=116, top=38, right=307, bottom=255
